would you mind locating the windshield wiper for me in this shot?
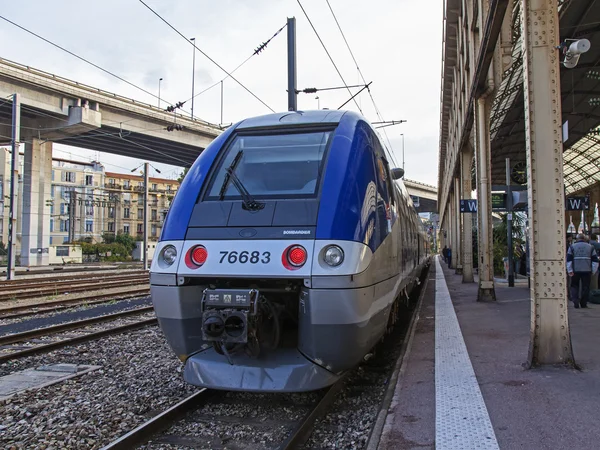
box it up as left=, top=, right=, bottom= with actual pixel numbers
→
left=218, top=150, right=265, bottom=211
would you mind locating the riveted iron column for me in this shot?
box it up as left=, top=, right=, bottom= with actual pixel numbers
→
left=461, top=147, right=474, bottom=282
left=474, top=97, right=496, bottom=301
left=454, top=176, right=463, bottom=274
left=450, top=189, right=458, bottom=270
left=521, top=0, right=573, bottom=366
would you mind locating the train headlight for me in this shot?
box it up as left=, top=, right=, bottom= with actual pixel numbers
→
left=323, top=245, right=344, bottom=267
left=161, top=245, right=178, bottom=266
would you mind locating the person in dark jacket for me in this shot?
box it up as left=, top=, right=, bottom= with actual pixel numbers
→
left=447, top=247, right=452, bottom=268
left=567, top=233, right=599, bottom=308
left=442, top=246, right=448, bottom=263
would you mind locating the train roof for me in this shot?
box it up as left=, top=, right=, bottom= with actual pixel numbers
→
left=237, top=110, right=351, bottom=130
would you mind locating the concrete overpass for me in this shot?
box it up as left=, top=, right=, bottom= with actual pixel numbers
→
left=0, top=57, right=222, bottom=167
left=404, top=179, right=438, bottom=213
left=0, top=56, right=222, bottom=268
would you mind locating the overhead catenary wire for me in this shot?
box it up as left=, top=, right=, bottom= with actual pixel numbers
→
left=138, top=0, right=275, bottom=113
left=182, top=22, right=288, bottom=105
left=324, top=0, right=401, bottom=169
left=0, top=14, right=182, bottom=111
left=295, top=0, right=363, bottom=115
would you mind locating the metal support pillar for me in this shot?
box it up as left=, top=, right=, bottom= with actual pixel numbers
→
left=461, top=147, right=474, bottom=282
left=6, top=94, right=20, bottom=280
left=474, top=96, right=496, bottom=300
left=143, top=162, right=149, bottom=271
left=522, top=0, right=573, bottom=366
left=506, top=158, right=515, bottom=287
left=450, top=190, right=457, bottom=269
left=454, top=176, right=463, bottom=274
left=287, top=17, right=297, bottom=111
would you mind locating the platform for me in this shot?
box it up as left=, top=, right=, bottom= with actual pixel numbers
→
left=375, top=256, right=600, bottom=450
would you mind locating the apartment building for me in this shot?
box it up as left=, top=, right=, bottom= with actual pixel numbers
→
left=104, top=172, right=178, bottom=241
left=0, top=147, right=179, bottom=250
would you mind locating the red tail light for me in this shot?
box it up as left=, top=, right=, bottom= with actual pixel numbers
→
left=282, top=245, right=307, bottom=270
left=185, top=245, right=208, bottom=268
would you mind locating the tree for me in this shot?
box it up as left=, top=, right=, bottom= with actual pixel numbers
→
left=102, top=232, right=116, bottom=244
left=115, top=232, right=137, bottom=253
left=177, top=167, right=190, bottom=183
left=0, top=241, right=6, bottom=255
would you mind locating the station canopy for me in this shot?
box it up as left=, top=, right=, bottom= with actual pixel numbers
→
left=489, top=0, right=600, bottom=195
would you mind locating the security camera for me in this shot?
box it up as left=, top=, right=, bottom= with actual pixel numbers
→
left=561, top=39, right=591, bottom=69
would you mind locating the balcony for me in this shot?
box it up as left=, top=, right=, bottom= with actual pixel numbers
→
left=105, top=183, right=121, bottom=190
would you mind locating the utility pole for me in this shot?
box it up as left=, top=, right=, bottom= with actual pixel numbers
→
left=69, top=189, right=77, bottom=243
left=190, top=37, right=196, bottom=120
left=506, top=158, right=514, bottom=287
left=158, top=77, right=163, bottom=108
left=220, top=80, right=224, bottom=125
left=401, top=134, right=405, bottom=171
left=143, top=162, right=149, bottom=270
left=7, top=93, right=20, bottom=280
left=287, top=17, right=297, bottom=111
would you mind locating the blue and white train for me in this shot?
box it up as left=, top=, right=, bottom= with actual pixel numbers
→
left=150, top=110, right=430, bottom=392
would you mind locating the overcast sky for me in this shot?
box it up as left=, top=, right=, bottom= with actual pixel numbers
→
left=0, top=0, right=442, bottom=185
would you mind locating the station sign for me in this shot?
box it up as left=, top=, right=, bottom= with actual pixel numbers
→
left=565, top=195, right=590, bottom=211
left=410, top=195, right=420, bottom=207
left=460, top=199, right=477, bottom=213
left=491, top=193, right=507, bottom=210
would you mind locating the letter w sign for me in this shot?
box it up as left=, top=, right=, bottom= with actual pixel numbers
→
left=566, top=196, right=590, bottom=211
left=460, top=199, right=478, bottom=213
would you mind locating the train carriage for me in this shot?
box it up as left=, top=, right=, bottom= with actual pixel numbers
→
left=150, top=110, right=429, bottom=392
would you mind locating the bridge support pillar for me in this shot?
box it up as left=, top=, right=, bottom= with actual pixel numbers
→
left=20, top=138, right=52, bottom=267
left=454, top=176, right=463, bottom=274
left=522, top=0, right=573, bottom=366
left=474, top=96, right=496, bottom=301
left=461, top=147, right=474, bottom=282
left=450, top=188, right=459, bottom=270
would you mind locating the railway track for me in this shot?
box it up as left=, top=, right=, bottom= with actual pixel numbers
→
left=101, top=376, right=347, bottom=450
left=0, top=275, right=149, bottom=302
left=0, top=306, right=157, bottom=363
left=0, top=270, right=147, bottom=288
left=0, top=288, right=150, bottom=320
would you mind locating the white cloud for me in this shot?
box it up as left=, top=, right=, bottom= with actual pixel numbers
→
left=0, top=0, right=442, bottom=185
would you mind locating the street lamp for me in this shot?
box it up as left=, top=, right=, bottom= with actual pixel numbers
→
left=190, top=37, right=196, bottom=120
left=158, top=78, right=163, bottom=108
left=400, top=133, right=405, bottom=172
left=315, top=96, right=320, bottom=109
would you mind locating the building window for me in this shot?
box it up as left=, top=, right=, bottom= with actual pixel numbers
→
left=85, top=220, right=93, bottom=232
left=137, top=223, right=143, bottom=234
left=152, top=183, right=158, bottom=191
left=123, top=207, right=130, bottom=219
left=124, top=180, right=130, bottom=189
left=151, top=209, right=157, bottom=221
left=108, top=222, right=115, bottom=232
left=108, top=207, right=115, bottom=219
left=166, top=184, right=171, bottom=191
left=85, top=175, right=93, bottom=186
left=50, top=219, right=54, bottom=232
left=85, top=205, right=94, bottom=216
left=137, top=208, right=143, bottom=220
left=60, top=220, right=69, bottom=232
left=151, top=224, right=157, bottom=236
left=51, top=186, right=55, bottom=198
left=51, top=170, right=55, bottom=181
left=109, top=178, right=115, bottom=186
left=50, top=204, right=54, bottom=215
left=56, top=246, right=70, bottom=257
left=123, top=223, right=130, bottom=234
left=63, top=172, right=76, bottom=183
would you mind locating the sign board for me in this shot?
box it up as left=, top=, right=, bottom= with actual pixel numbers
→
left=460, top=199, right=477, bottom=213
left=491, top=193, right=507, bottom=210
left=410, top=195, right=420, bottom=207
left=565, top=196, right=590, bottom=211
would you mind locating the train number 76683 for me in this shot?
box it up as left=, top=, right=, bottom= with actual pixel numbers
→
left=219, top=251, right=271, bottom=264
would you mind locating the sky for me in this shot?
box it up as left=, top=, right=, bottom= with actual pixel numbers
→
left=0, top=0, right=443, bottom=185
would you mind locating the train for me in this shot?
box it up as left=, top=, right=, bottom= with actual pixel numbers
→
left=150, top=110, right=430, bottom=392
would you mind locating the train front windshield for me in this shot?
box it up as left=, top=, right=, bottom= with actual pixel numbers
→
left=205, top=130, right=331, bottom=200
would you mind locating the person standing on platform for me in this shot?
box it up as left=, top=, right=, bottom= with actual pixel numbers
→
left=447, top=247, right=452, bottom=268
left=442, top=245, right=448, bottom=263
left=567, top=233, right=599, bottom=309
left=590, top=234, right=600, bottom=289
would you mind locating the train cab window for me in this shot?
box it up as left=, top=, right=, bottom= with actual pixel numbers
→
left=205, top=130, right=331, bottom=200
